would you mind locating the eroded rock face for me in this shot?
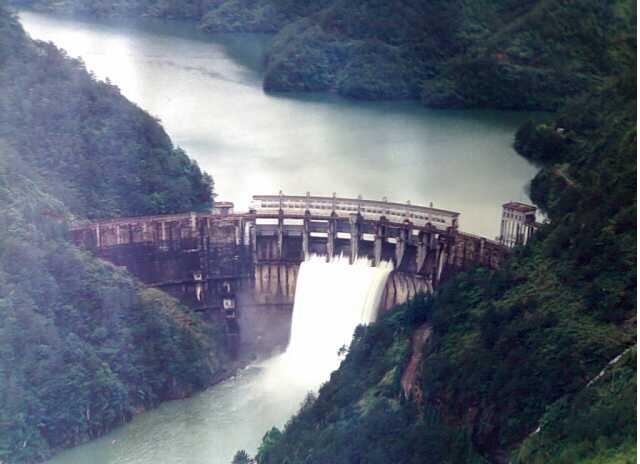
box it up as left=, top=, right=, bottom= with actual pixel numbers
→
left=401, top=323, right=431, bottom=403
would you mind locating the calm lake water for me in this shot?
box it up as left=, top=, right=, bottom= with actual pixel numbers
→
left=19, top=10, right=538, bottom=239
left=18, top=10, right=540, bottom=464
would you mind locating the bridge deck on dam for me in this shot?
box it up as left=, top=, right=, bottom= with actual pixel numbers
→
left=68, top=194, right=517, bottom=355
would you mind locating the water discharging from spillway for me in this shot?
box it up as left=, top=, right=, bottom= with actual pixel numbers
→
left=275, top=255, right=394, bottom=387
left=46, top=255, right=394, bottom=464
left=258, top=255, right=394, bottom=394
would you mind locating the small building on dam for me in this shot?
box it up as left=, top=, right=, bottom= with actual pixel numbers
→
left=69, top=193, right=535, bottom=356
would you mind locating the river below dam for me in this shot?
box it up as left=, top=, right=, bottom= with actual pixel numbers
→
left=17, top=10, right=540, bottom=464
left=44, top=256, right=394, bottom=464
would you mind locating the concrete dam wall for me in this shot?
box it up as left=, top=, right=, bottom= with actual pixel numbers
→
left=69, top=195, right=516, bottom=356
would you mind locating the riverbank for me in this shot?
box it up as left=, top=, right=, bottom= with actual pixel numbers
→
left=6, top=9, right=542, bottom=463
left=249, top=72, right=637, bottom=463
left=0, top=8, right=230, bottom=463
left=6, top=4, right=634, bottom=464
left=19, top=9, right=541, bottom=240
left=9, top=0, right=635, bottom=109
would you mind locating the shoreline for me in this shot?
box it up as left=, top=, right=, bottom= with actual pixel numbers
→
left=40, top=351, right=264, bottom=464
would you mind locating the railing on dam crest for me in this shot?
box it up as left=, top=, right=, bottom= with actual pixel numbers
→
left=68, top=193, right=535, bottom=355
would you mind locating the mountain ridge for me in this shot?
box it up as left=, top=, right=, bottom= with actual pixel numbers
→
left=0, top=8, right=229, bottom=462
left=9, top=0, right=637, bottom=110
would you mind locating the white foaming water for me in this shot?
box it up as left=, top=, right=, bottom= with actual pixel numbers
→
left=262, top=255, right=394, bottom=390
left=46, top=255, right=394, bottom=464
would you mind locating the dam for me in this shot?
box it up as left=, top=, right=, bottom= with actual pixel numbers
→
left=69, top=193, right=533, bottom=355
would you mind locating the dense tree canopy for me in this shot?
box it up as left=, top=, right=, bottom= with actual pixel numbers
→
left=0, top=9, right=227, bottom=463
left=10, top=0, right=636, bottom=109
left=248, top=63, right=637, bottom=464
left=0, top=8, right=213, bottom=219
left=0, top=2, right=635, bottom=463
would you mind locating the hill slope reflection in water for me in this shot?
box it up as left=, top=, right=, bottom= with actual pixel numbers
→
left=48, top=256, right=393, bottom=464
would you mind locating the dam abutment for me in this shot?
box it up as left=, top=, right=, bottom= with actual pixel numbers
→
left=69, top=194, right=531, bottom=356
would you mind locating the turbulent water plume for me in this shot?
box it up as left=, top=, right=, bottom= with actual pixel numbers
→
left=44, top=255, right=395, bottom=464
left=263, top=255, right=394, bottom=389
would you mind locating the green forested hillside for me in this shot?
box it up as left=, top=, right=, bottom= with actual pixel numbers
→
left=247, top=66, right=637, bottom=464
left=0, top=7, right=213, bottom=219
left=263, top=0, right=634, bottom=107
left=421, top=0, right=636, bottom=109
left=199, top=0, right=330, bottom=33
left=1, top=2, right=636, bottom=463
left=6, top=0, right=207, bottom=19
left=515, top=346, right=636, bottom=464
left=9, top=0, right=330, bottom=30
left=10, top=0, right=636, bottom=109
left=0, top=9, right=228, bottom=463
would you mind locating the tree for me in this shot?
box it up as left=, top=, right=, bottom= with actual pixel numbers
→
left=232, top=450, right=254, bottom=464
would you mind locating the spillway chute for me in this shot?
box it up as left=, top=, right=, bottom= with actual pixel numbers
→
left=270, top=254, right=394, bottom=389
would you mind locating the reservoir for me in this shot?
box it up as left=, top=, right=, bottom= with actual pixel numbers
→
left=19, top=10, right=538, bottom=240
left=17, top=10, right=539, bottom=464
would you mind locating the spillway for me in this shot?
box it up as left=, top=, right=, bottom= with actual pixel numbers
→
left=21, top=10, right=537, bottom=464
left=47, top=255, right=393, bottom=464
left=276, top=255, right=394, bottom=388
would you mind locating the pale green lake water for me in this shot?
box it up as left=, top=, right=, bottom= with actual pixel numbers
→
left=18, top=10, right=540, bottom=464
